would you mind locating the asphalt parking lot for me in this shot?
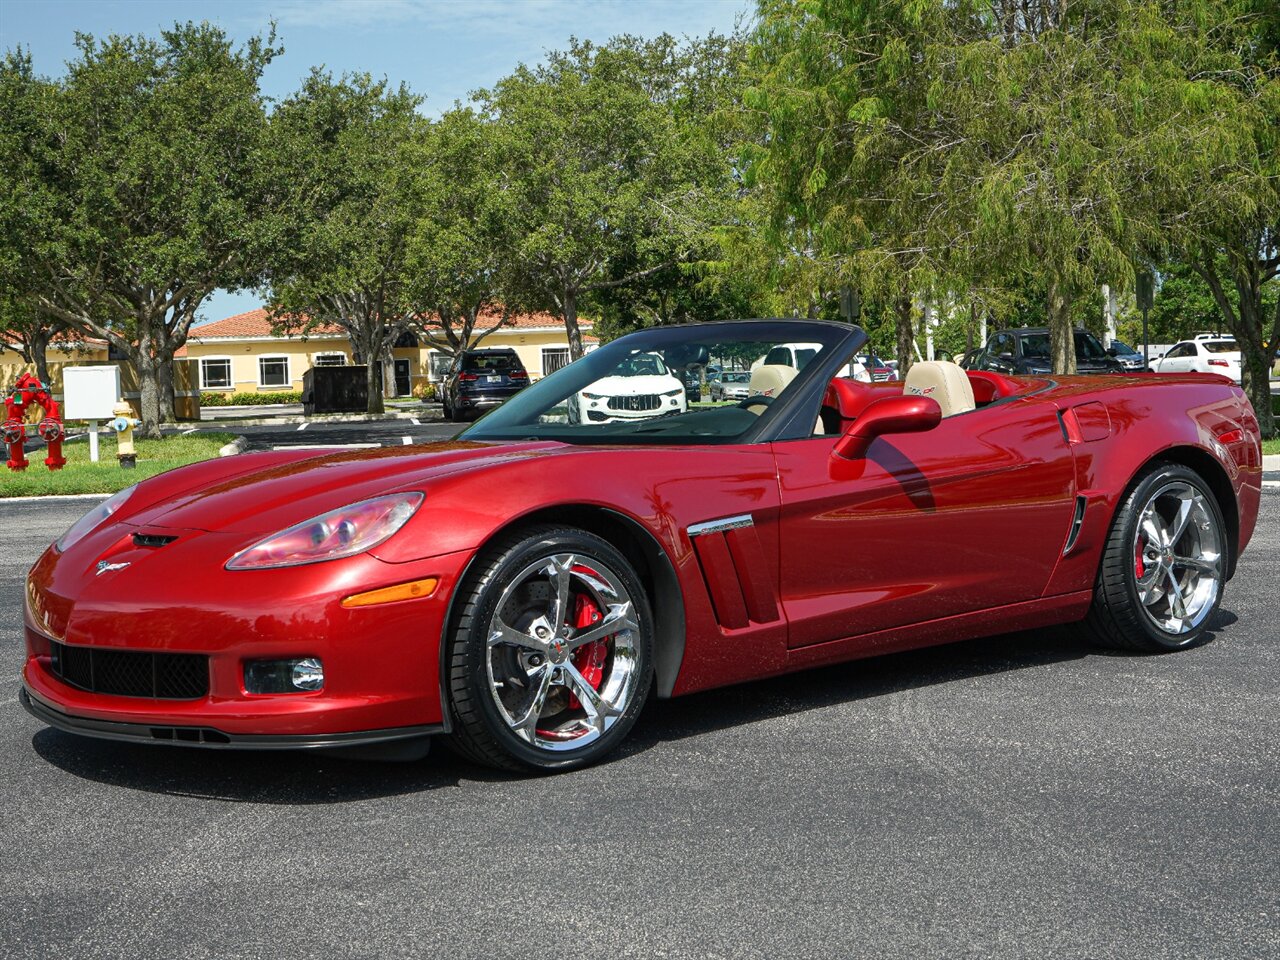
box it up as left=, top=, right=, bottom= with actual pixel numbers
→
left=1, top=492, right=1276, bottom=960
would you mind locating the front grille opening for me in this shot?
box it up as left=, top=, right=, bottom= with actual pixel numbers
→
left=608, top=394, right=660, bottom=412
left=149, top=726, right=230, bottom=744
left=132, top=533, right=178, bottom=548
left=48, top=640, right=208, bottom=699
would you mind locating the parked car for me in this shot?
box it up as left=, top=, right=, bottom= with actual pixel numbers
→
left=577, top=351, right=687, bottom=422
left=1151, top=338, right=1242, bottom=383
left=856, top=353, right=896, bottom=381
left=757, top=341, right=869, bottom=381
left=971, top=327, right=1124, bottom=375
left=1106, top=339, right=1148, bottom=371
left=709, top=370, right=751, bottom=402
left=681, top=368, right=702, bottom=403
left=20, top=319, right=1261, bottom=774
left=441, top=348, right=529, bottom=421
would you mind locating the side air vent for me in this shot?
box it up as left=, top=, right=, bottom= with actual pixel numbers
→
left=1063, top=496, right=1087, bottom=555
left=687, top=514, right=780, bottom=630
left=132, top=533, right=178, bottom=548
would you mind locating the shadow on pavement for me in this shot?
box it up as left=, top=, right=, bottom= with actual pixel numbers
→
left=30, top=609, right=1235, bottom=801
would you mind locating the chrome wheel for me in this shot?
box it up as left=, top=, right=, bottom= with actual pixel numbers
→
left=1132, top=480, right=1222, bottom=636
left=484, top=553, right=641, bottom=752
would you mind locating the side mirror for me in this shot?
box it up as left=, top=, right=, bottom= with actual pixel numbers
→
left=833, top=395, right=942, bottom=460
left=1106, top=346, right=1118, bottom=356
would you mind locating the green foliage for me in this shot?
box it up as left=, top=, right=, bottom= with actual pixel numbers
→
left=0, top=432, right=236, bottom=497
left=200, top=391, right=301, bottom=407
left=1, top=24, right=281, bottom=436
left=478, top=33, right=742, bottom=357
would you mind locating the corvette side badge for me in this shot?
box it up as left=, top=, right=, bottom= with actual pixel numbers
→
left=95, top=560, right=131, bottom=576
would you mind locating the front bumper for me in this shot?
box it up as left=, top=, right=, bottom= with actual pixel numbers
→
left=20, top=687, right=443, bottom=750
left=22, top=531, right=473, bottom=745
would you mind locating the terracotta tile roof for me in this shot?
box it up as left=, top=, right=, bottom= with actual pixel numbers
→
left=190, top=306, right=586, bottom=340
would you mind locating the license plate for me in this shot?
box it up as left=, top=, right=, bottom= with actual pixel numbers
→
left=486, top=375, right=500, bottom=383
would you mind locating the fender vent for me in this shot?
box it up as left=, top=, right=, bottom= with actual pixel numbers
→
left=1063, top=496, right=1087, bottom=555
left=687, top=514, right=779, bottom=630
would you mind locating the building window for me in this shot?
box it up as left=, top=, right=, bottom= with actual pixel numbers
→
left=259, top=356, right=290, bottom=387
left=313, top=353, right=346, bottom=366
left=200, top=357, right=232, bottom=389
left=542, top=348, right=570, bottom=375
left=428, top=352, right=452, bottom=380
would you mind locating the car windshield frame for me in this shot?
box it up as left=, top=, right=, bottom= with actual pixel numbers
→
left=458, top=319, right=864, bottom=446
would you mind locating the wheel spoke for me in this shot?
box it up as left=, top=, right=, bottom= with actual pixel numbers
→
left=1174, top=554, right=1219, bottom=575
left=1140, top=510, right=1165, bottom=550
left=509, top=665, right=554, bottom=743
left=563, top=662, right=619, bottom=735
left=545, top=555, right=574, bottom=631
left=1165, top=569, right=1189, bottom=620
left=488, top=619, right=548, bottom=654
left=1167, top=492, right=1197, bottom=549
left=566, top=601, right=637, bottom=651
left=1137, top=565, right=1164, bottom=605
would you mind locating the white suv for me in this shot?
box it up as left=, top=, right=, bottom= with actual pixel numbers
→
left=1151, top=338, right=1241, bottom=383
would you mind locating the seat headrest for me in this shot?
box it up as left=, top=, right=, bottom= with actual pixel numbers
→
left=748, top=364, right=798, bottom=402
left=903, top=361, right=975, bottom=418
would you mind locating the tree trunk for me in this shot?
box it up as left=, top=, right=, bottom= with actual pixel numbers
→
left=31, top=330, right=52, bottom=388
left=563, top=287, right=584, bottom=361
left=1047, top=276, right=1076, bottom=375
left=365, top=339, right=385, bottom=416
left=157, top=354, right=176, bottom=423
left=135, top=350, right=163, bottom=440
left=895, top=292, right=914, bottom=380
left=966, top=303, right=976, bottom=355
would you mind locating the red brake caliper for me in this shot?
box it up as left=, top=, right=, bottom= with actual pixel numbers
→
left=1135, top=535, right=1145, bottom=578
left=567, top=592, right=607, bottom=709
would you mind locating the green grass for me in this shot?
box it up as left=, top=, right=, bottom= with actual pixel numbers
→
left=1, top=431, right=236, bottom=497
left=1263, top=438, right=1280, bottom=456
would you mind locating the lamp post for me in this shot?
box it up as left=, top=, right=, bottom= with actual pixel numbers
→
left=1136, top=270, right=1155, bottom=369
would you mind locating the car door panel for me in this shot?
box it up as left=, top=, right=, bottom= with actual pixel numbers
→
left=773, top=398, right=1075, bottom=649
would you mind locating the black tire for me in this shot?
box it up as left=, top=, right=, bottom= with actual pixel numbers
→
left=442, top=396, right=455, bottom=422
left=447, top=525, right=654, bottom=772
left=1081, top=462, right=1228, bottom=652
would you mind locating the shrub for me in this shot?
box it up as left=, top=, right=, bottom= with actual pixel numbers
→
left=412, top=382, right=437, bottom=401
left=200, top=391, right=301, bottom=407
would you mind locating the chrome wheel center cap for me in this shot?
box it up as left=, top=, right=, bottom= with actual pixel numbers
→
left=549, top=639, right=568, bottom=664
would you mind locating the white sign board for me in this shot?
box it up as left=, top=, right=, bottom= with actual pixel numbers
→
left=62, top=366, right=122, bottom=421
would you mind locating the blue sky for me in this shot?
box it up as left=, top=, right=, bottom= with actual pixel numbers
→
left=0, top=0, right=752, bottom=324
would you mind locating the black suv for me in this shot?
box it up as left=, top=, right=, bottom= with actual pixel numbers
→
left=441, top=348, right=530, bottom=421
left=971, top=327, right=1124, bottom=376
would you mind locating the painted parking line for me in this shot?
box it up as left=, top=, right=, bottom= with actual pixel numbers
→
left=411, top=418, right=420, bottom=425
left=296, top=422, right=308, bottom=431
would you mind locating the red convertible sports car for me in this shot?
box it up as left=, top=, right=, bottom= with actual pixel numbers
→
left=20, top=320, right=1263, bottom=771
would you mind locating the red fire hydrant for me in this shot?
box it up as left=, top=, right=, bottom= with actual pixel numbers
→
left=4, top=373, right=65, bottom=471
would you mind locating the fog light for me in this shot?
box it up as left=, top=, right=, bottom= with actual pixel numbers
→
left=244, top=657, right=324, bottom=693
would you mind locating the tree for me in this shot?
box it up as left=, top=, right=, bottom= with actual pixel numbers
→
left=401, top=108, right=515, bottom=358
left=1, top=26, right=280, bottom=437
left=265, top=71, right=424, bottom=415
left=481, top=34, right=738, bottom=359
left=1126, top=1, right=1280, bottom=437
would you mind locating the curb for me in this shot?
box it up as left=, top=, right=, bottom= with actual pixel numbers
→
left=0, top=492, right=111, bottom=502
left=219, top=435, right=249, bottom=457
left=1263, top=454, right=1280, bottom=470
left=199, top=409, right=439, bottom=428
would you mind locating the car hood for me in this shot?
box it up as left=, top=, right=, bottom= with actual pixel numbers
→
left=122, top=440, right=561, bottom=536
left=584, top=374, right=681, bottom=396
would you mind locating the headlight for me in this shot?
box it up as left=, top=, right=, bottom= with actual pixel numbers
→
left=661, top=389, right=683, bottom=397
left=226, top=492, right=424, bottom=570
left=581, top=392, right=604, bottom=400
left=56, top=485, right=136, bottom=553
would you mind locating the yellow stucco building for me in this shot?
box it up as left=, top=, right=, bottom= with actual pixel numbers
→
left=177, top=308, right=595, bottom=396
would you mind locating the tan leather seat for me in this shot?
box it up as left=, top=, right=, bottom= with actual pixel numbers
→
left=903, top=361, right=975, bottom=417
left=745, top=364, right=797, bottom=415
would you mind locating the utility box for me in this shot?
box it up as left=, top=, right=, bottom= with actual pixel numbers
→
left=62, top=366, right=122, bottom=421
left=303, top=365, right=370, bottom=415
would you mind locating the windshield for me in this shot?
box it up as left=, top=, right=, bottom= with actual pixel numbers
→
left=459, top=321, right=858, bottom=445
left=464, top=353, right=521, bottom=372
left=1202, top=341, right=1238, bottom=354
left=1021, top=332, right=1107, bottom=360
left=1111, top=340, right=1138, bottom=355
